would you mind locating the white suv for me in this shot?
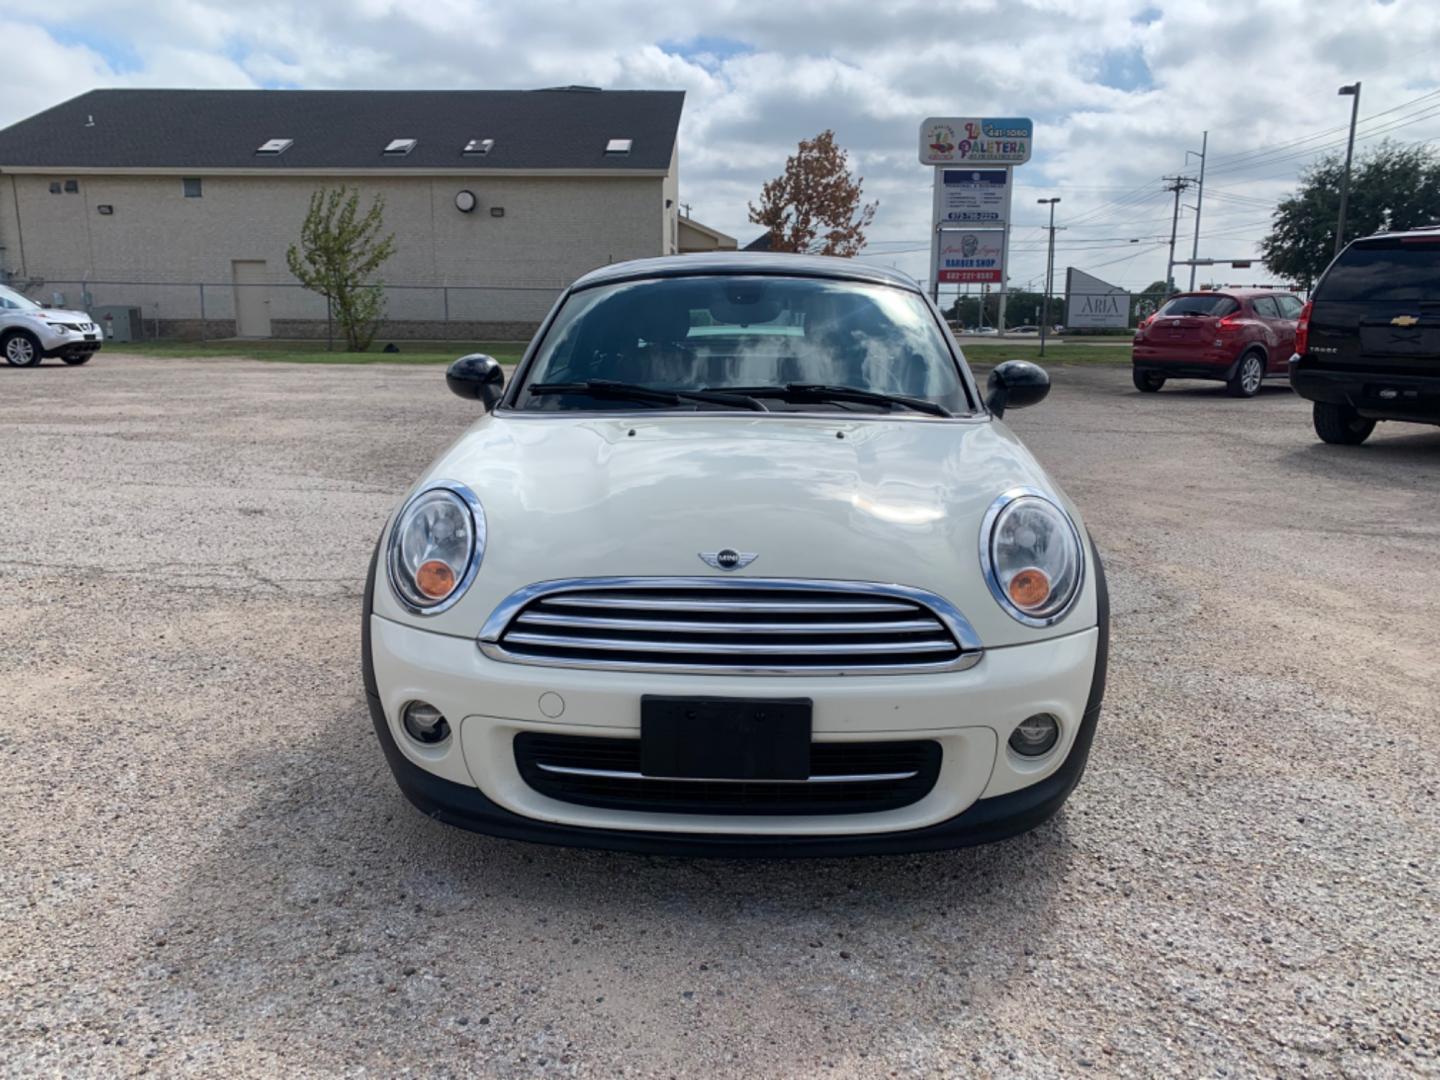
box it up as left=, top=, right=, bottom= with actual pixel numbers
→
left=0, top=285, right=102, bottom=366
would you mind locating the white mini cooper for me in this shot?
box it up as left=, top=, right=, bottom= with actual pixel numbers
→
left=363, top=254, right=1108, bottom=856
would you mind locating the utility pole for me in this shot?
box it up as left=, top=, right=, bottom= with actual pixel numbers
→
left=1163, top=176, right=1194, bottom=296
left=1037, top=197, right=1062, bottom=357
left=1335, top=82, right=1362, bottom=256
left=1186, top=132, right=1207, bottom=291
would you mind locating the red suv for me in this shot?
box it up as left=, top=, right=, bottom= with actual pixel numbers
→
left=1131, top=289, right=1304, bottom=397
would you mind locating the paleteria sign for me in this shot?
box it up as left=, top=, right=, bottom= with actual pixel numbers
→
left=920, top=117, right=1033, bottom=166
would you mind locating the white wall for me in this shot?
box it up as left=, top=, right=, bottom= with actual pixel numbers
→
left=0, top=170, right=666, bottom=326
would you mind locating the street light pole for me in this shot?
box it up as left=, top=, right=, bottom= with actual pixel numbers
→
left=1037, top=197, right=1060, bottom=358
left=1335, top=82, right=1362, bottom=257
left=1186, top=131, right=1207, bottom=291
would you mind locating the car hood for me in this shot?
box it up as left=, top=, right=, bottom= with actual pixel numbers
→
left=18, top=308, right=92, bottom=323
left=372, top=412, right=1097, bottom=647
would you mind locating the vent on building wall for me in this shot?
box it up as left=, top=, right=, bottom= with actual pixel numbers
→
left=463, top=138, right=495, bottom=156
left=256, top=138, right=294, bottom=156
left=604, top=138, right=633, bottom=156
left=384, top=138, right=418, bottom=156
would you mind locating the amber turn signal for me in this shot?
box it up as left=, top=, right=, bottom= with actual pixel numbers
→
left=415, top=559, right=457, bottom=599
left=1007, top=568, right=1051, bottom=609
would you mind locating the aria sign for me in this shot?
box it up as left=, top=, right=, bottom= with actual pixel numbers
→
left=919, top=117, right=1033, bottom=166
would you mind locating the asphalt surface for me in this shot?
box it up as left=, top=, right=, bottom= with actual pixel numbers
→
left=2, top=354, right=1437, bottom=1077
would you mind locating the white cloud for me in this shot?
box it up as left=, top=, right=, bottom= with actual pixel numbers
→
left=3, top=0, right=1439, bottom=292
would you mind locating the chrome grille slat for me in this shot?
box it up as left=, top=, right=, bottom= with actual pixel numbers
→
left=502, top=631, right=959, bottom=656
left=479, top=577, right=983, bottom=675
left=513, top=611, right=940, bottom=635
left=536, top=595, right=918, bottom=615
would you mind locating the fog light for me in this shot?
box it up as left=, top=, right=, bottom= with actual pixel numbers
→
left=402, top=701, right=450, bottom=745
left=1009, top=713, right=1060, bottom=757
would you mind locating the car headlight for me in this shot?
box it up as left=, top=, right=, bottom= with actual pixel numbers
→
left=386, top=483, right=485, bottom=614
left=980, top=488, right=1084, bottom=626
left=46, top=323, right=70, bottom=333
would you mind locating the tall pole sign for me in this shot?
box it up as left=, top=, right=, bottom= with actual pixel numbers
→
left=921, top=117, right=1033, bottom=329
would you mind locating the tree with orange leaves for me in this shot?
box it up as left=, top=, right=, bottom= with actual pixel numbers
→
left=748, top=130, right=878, bottom=257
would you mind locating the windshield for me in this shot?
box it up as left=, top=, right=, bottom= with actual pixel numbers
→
left=0, top=285, right=41, bottom=312
left=1157, top=294, right=1238, bottom=317
left=1316, top=241, right=1440, bottom=302
left=513, top=275, right=971, bottom=414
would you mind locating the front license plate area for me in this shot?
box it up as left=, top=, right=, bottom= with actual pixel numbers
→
left=640, top=696, right=812, bottom=780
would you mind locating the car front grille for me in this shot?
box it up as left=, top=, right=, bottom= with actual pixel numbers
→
left=477, top=578, right=981, bottom=674
left=514, top=732, right=943, bottom=815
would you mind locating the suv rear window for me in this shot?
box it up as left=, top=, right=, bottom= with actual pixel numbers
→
left=1316, top=240, right=1440, bottom=302
left=1157, top=295, right=1239, bottom=317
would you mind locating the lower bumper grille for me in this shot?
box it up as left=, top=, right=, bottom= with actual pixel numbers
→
left=514, top=733, right=942, bottom=815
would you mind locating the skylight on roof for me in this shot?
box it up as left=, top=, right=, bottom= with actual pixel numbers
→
left=384, top=138, right=418, bottom=156
left=256, top=138, right=293, bottom=156
left=604, top=138, right=633, bottom=155
left=464, top=138, right=495, bottom=156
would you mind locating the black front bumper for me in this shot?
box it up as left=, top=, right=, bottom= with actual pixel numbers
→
left=45, top=341, right=102, bottom=359
left=360, top=540, right=1110, bottom=857
left=1290, top=356, right=1440, bottom=425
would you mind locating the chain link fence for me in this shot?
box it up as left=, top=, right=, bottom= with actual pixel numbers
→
left=10, top=278, right=564, bottom=343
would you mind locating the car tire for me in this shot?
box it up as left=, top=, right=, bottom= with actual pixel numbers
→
left=1227, top=351, right=1265, bottom=398
left=2, top=330, right=43, bottom=367
left=1132, top=369, right=1165, bottom=393
left=1313, top=401, right=1375, bottom=446
left=61, top=354, right=93, bottom=366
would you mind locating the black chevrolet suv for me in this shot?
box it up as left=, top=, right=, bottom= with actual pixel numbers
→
left=1290, top=229, right=1440, bottom=445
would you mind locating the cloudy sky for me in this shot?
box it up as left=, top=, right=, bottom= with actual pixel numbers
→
left=5, top=0, right=1439, bottom=298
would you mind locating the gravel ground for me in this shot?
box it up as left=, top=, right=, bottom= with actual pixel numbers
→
left=2, top=354, right=1437, bottom=1078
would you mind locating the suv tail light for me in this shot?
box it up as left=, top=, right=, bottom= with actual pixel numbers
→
left=1216, top=312, right=1244, bottom=332
left=1137, top=314, right=1156, bottom=333
left=1294, top=300, right=1312, bottom=354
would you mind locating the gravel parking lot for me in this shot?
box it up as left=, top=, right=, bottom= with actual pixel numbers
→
left=3, top=354, right=1437, bottom=1077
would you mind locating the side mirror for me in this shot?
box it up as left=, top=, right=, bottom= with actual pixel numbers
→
left=446, top=354, right=505, bottom=411
left=985, top=360, right=1050, bottom=419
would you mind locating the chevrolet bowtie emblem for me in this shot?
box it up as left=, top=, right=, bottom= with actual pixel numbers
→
left=1391, top=315, right=1420, bottom=328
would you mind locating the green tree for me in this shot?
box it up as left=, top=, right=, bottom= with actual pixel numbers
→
left=286, top=187, right=397, bottom=351
left=1260, top=141, right=1440, bottom=288
left=748, top=130, right=878, bottom=256
left=1132, top=279, right=1170, bottom=322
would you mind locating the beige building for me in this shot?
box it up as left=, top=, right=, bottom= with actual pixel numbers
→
left=0, top=87, right=700, bottom=339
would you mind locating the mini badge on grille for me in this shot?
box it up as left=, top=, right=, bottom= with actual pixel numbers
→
left=699, top=549, right=757, bottom=571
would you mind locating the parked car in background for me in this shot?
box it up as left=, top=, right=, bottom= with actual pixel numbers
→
left=364, top=254, right=1109, bottom=856
left=0, top=285, right=102, bottom=366
left=1290, top=229, right=1440, bottom=445
left=1011, top=326, right=1040, bottom=336
left=972, top=326, right=1000, bottom=336
left=1131, top=289, right=1303, bottom=397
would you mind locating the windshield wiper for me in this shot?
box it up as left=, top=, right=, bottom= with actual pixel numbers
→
left=527, top=380, right=767, bottom=411
left=712, top=383, right=951, bottom=418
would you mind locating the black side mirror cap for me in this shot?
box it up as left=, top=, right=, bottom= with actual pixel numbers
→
left=985, top=359, right=1051, bottom=418
left=446, top=354, right=505, bottom=411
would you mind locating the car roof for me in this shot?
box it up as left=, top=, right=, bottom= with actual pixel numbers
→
left=570, top=253, right=923, bottom=292
left=1354, top=225, right=1440, bottom=243
left=1171, top=288, right=1292, bottom=298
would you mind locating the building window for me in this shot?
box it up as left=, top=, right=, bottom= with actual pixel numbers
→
left=183, top=178, right=203, bottom=198
left=64, top=179, right=79, bottom=193
left=49, top=181, right=62, bottom=194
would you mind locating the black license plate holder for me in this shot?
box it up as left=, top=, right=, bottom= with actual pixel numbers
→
left=640, top=696, right=812, bottom=780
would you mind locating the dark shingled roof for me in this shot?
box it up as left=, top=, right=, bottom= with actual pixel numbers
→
left=0, top=88, right=684, bottom=172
